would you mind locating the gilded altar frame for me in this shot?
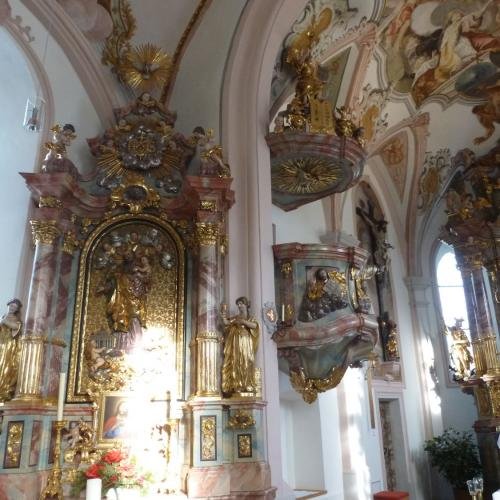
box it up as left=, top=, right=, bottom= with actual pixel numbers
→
left=67, top=213, right=186, bottom=403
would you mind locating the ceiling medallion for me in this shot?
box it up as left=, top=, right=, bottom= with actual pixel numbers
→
left=266, top=11, right=366, bottom=211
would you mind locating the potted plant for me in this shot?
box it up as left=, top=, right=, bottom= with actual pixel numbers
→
left=424, top=428, right=482, bottom=500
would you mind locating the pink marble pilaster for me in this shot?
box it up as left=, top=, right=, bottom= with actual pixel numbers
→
left=23, top=225, right=60, bottom=337
left=186, top=176, right=234, bottom=399
left=42, top=246, right=74, bottom=399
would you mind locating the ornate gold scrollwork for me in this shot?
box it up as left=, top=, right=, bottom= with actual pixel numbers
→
left=200, top=415, right=216, bottom=461
left=102, top=0, right=171, bottom=94
left=39, top=196, right=62, bottom=209
left=200, top=200, right=217, bottom=212
left=237, top=434, right=252, bottom=458
left=30, top=220, right=60, bottom=245
left=290, top=366, right=347, bottom=403
left=6, top=422, right=23, bottom=465
left=109, top=173, right=161, bottom=214
left=281, top=262, right=292, bottom=276
left=228, top=410, right=255, bottom=430
left=196, top=222, right=219, bottom=246
left=474, top=385, right=492, bottom=417
left=488, top=380, right=500, bottom=417
left=63, top=231, right=80, bottom=255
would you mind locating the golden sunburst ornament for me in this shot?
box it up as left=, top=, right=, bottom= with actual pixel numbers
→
left=121, top=43, right=172, bottom=92
left=272, top=158, right=341, bottom=194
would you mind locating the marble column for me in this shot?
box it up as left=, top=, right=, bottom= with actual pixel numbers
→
left=15, top=219, right=61, bottom=401
left=460, top=266, right=487, bottom=376
left=41, top=231, right=77, bottom=400
left=458, top=250, right=499, bottom=377
left=194, top=221, right=221, bottom=398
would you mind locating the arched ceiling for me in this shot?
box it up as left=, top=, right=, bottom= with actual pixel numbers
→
left=4, top=0, right=498, bottom=257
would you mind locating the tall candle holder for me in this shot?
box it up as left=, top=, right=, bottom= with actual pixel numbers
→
left=40, top=420, right=65, bottom=500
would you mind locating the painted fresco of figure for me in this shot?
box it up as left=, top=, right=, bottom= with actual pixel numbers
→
left=0, top=299, right=22, bottom=401
left=221, top=297, right=259, bottom=396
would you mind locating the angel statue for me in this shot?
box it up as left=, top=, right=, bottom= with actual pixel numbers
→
left=220, top=297, right=259, bottom=396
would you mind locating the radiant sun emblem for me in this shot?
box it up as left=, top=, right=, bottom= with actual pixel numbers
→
left=122, top=43, right=172, bottom=93
left=272, top=158, right=341, bottom=194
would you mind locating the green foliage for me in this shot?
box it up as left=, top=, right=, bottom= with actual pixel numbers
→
left=424, top=428, right=482, bottom=489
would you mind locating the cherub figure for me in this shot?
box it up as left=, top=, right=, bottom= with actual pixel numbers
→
left=41, top=123, right=79, bottom=178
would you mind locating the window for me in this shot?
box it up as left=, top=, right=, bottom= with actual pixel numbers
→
left=435, top=242, right=473, bottom=381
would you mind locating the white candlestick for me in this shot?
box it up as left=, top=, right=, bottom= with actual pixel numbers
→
left=86, top=478, right=102, bottom=500
left=56, top=372, right=66, bottom=421
left=281, top=304, right=285, bottom=322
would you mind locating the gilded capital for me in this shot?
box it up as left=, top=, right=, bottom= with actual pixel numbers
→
left=39, top=196, right=63, bottom=209
left=200, top=200, right=217, bottom=212
left=196, top=222, right=219, bottom=246
left=30, top=220, right=60, bottom=245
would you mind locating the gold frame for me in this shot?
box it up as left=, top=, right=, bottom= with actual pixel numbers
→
left=67, top=213, right=186, bottom=402
left=96, top=391, right=133, bottom=448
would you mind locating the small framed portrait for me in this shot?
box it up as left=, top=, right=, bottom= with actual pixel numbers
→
left=29, top=420, right=42, bottom=467
left=97, top=392, right=133, bottom=447
left=4, top=421, right=24, bottom=469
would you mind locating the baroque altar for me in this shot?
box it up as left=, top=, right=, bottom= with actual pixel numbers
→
left=0, top=94, right=273, bottom=499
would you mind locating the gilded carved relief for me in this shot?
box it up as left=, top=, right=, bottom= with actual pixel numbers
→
left=298, top=267, right=349, bottom=322
left=4, top=421, right=23, bottom=469
left=237, top=434, right=252, bottom=459
left=68, top=214, right=185, bottom=402
left=200, top=416, right=216, bottom=461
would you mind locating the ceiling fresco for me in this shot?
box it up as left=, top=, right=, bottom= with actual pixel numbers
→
left=380, top=0, right=500, bottom=114
left=272, top=0, right=500, bottom=221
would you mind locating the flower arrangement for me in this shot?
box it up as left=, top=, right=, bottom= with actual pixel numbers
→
left=71, top=449, right=152, bottom=496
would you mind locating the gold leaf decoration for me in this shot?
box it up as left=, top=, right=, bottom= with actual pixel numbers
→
left=122, top=43, right=172, bottom=93
left=272, top=158, right=341, bottom=194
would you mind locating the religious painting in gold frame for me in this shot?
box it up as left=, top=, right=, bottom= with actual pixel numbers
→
left=96, top=391, right=134, bottom=447
left=67, top=213, right=185, bottom=403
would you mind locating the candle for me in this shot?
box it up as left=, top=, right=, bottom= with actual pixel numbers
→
left=86, top=478, right=102, bottom=500
left=493, top=491, right=500, bottom=500
left=281, top=304, right=285, bottom=322
left=56, top=372, right=66, bottom=421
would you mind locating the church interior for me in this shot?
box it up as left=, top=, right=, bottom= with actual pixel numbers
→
left=0, top=1, right=499, bottom=499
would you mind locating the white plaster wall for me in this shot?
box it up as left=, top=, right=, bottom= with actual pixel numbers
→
left=317, top=387, right=345, bottom=500
left=273, top=198, right=331, bottom=244
left=0, top=1, right=104, bottom=307
left=417, top=198, right=477, bottom=435
left=0, top=28, right=38, bottom=304
left=170, top=0, right=246, bottom=140
left=14, top=0, right=102, bottom=174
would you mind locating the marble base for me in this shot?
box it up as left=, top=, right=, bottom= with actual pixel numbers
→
left=0, top=470, right=49, bottom=499
left=187, top=461, right=275, bottom=499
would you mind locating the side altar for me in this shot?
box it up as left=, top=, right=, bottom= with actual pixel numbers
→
left=0, top=95, right=273, bottom=499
